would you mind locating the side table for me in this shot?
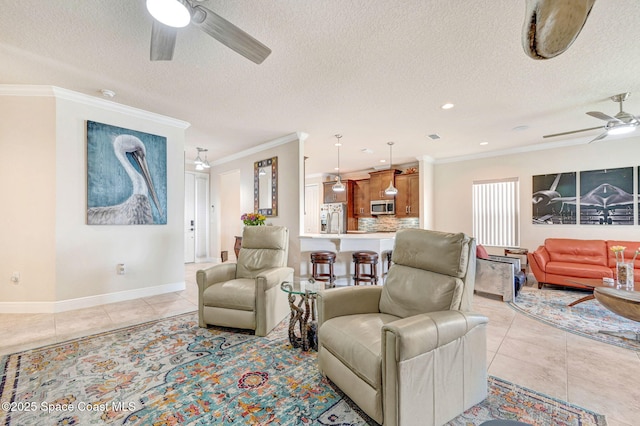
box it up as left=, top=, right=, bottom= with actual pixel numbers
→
left=504, top=247, right=529, bottom=273
left=280, top=279, right=326, bottom=351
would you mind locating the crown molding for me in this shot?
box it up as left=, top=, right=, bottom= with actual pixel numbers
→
left=211, top=132, right=303, bottom=166
left=434, top=138, right=591, bottom=164
left=0, top=84, right=191, bottom=130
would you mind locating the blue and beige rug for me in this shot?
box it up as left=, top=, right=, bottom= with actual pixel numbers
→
left=0, top=312, right=605, bottom=425
left=511, top=287, right=640, bottom=351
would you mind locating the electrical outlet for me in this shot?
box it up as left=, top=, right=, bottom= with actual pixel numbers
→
left=117, top=264, right=126, bottom=275
left=11, top=272, right=20, bottom=284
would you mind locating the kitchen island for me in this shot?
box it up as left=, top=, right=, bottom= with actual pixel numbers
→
left=299, top=233, right=396, bottom=286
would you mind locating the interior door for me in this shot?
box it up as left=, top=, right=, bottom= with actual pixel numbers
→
left=305, top=184, right=320, bottom=233
left=184, top=172, right=196, bottom=263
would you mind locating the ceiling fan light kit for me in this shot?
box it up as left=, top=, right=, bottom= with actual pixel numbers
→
left=147, top=0, right=271, bottom=63
left=146, top=0, right=190, bottom=28
left=543, top=92, right=639, bottom=143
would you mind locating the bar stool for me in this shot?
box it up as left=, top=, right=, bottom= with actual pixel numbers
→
left=352, top=251, right=379, bottom=285
left=310, top=251, right=336, bottom=286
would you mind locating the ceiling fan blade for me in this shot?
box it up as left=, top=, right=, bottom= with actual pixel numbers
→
left=150, top=20, right=178, bottom=61
left=588, top=131, right=609, bottom=144
left=190, top=5, right=271, bottom=64
left=543, top=126, right=603, bottom=138
left=586, top=111, right=618, bottom=122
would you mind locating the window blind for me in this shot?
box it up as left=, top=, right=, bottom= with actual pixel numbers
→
left=472, top=178, right=519, bottom=247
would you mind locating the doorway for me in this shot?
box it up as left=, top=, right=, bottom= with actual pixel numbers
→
left=184, top=171, right=210, bottom=263
left=304, top=183, right=320, bottom=233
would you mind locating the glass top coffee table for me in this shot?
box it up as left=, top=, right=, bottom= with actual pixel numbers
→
left=280, top=279, right=327, bottom=351
left=564, top=278, right=637, bottom=307
left=565, top=278, right=640, bottom=341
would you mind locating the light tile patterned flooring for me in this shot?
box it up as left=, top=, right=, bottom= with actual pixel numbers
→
left=1, top=264, right=639, bottom=425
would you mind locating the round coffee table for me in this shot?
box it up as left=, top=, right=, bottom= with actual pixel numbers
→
left=594, top=287, right=640, bottom=322
left=593, top=287, right=640, bottom=341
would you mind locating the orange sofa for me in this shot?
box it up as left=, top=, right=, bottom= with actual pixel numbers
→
left=528, top=238, right=640, bottom=289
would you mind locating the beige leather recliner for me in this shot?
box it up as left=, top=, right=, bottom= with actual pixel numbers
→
left=197, top=225, right=293, bottom=336
left=317, top=228, right=488, bottom=426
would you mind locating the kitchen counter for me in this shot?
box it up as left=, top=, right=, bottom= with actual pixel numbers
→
left=299, top=233, right=395, bottom=286
left=300, top=232, right=396, bottom=239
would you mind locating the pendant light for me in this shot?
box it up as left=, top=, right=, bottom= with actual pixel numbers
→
left=332, top=134, right=345, bottom=192
left=194, top=147, right=210, bottom=171
left=384, top=141, right=398, bottom=196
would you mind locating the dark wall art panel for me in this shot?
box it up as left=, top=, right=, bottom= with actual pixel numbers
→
left=579, top=167, right=634, bottom=225
left=532, top=172, right=577, bottom=224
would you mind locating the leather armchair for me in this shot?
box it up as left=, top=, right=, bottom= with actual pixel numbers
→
left=317, top=229, right=488, bottom=426
left=197, top=226, right=293, bottom=336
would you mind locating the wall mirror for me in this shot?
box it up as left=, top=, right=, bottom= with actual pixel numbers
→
left=254, top=156, right=278, bottom=216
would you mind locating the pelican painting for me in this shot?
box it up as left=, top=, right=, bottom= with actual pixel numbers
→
left=87, top=121, right=167, bottom=225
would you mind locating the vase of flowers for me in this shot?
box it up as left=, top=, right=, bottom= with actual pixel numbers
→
left=241, top=212, right=266, bottom=226
left=611, top=245, right=636, bottom=290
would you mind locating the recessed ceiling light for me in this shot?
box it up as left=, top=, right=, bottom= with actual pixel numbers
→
left=441, top=103, right=454, bottom=110
left=334, top=142, right=342, bottom=146
left=427, top=134, right=441, bottom=140
left=512, top=125, right=529, bottom=132
left=380, top=159, right=386, bottom=163
left=480, top=141, right=489, bottom=146
left=361, top=148, right=373, bottom=154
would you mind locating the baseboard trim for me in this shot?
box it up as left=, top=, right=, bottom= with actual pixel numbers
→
left=0, top=281, right=186, bottom=314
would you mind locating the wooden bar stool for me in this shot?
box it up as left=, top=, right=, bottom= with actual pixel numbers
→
left=310, top=251, right=336, bottom=286
left=352, top=251, right=379, bottom=285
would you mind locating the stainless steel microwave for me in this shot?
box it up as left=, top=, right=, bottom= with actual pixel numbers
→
left=371, top=200, right=395, bottom=215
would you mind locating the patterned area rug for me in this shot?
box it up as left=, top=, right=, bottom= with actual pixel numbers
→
left=511, top=287, right=640, bottom=351
left=0, top=312, right=605, bottom=425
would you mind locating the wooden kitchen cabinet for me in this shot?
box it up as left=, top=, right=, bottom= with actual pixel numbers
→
left=323, top=180, right=353, bottom=204
left=353, top=179, right=371, bottom=217
left=395, top=173, right=419, bottom=217
left=368, top=169, right=401, bottom=201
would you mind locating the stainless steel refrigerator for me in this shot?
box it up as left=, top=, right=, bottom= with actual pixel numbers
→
left=320, top=203, right=347, bottom=234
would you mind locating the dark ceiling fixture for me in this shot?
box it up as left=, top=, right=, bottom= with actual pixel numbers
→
left=522, top=0, right=595, bottom=60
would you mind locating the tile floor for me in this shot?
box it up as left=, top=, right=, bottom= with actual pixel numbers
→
left=1, top=263, right=639, bottom=425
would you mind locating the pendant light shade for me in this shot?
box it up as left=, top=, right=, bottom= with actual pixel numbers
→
left=384, top=141, right=398, bottom=196
left=332, top=134, right=345, bottom=192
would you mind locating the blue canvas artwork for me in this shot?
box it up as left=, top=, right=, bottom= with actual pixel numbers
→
left=86, top=121, right=167, bottom=225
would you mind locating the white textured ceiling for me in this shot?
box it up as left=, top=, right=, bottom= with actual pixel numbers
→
left=2, top=1, right=640, bottom=176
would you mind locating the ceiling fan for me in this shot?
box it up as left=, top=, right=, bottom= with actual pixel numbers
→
left=147, top=0, right=271, bottom=64
left=543, top=92, right=640, bottom=143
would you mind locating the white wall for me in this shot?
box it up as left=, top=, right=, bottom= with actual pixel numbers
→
left=0, top=94, right=57, bottom=303
left=0, top=86, right=190, bottom=312
left=209, top=133, right=304, bottom=276
left=434, top=135, right=640, bottom=251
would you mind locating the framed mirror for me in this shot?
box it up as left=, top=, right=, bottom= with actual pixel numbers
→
left=254, top=156, right=278, bottom=216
